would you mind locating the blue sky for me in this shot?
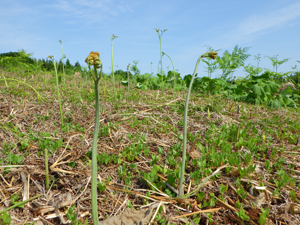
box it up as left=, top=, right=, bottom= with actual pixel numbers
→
left=1, top=0, right=300, bottom=78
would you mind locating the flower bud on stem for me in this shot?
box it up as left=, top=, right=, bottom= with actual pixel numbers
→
left=85, top=51, right=103, bottom=224
left=178, top=51, right=218, bottom=197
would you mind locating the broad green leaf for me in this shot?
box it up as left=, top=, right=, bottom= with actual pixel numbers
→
left=281, top=85, right=294, bottom=95
left=0, top=212, right=11, bottom=225
left=252, top=84, right=262, bottom=96
left=266, top=81, right=279, bottom=93
left=166, top=173, right=176, bottom=187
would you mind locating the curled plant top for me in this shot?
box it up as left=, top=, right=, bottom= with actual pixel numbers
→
left=85, top=51, right=101, bottom=69
left=111, top=34, right=118, bottom=40
left=205, top=51, right=218, bottom=60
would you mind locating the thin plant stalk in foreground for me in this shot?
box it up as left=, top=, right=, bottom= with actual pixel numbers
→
left=85, top=51, right=103, bottom=224
left=297, top=60, right=300, bottom=87
left=127, top=63, right=130, bottom=102
left=0, top=78, right=44, bottom=101
left=111, top=34, right=118, bottom=99
left=155, top=28, right=168, bottom=90
left=48, top=55, right=64, bottom=126
left=178, top=51, right=218, bottom=197
left=45, top=148, right=49, bottom=190
left=0, top=194, right=41, bottom=215
left=59, top=40, right=66, bottom=83
left=162, top=52, right=176, bottom=97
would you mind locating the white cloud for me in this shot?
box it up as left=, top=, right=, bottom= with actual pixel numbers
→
left=209, top=2, right=300, bottom=48
left=238, top=2, right=300, bottom=36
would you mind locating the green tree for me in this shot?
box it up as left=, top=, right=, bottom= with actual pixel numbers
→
left=65, top=59, right=72, bottom=70
left=74, top=61, right=82, bottom=72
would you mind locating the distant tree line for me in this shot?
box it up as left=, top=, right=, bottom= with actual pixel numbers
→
left=0, top=50, right=82, bottom=74
left=0, top=49, right=299, bottom=85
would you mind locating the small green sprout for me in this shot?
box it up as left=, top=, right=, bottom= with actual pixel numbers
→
left=258, top=206, right=270, bottom=225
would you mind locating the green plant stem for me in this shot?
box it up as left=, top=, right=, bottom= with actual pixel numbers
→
left=1, top=72, right=8, bottom=88
left=44, top=72, right=47, bottom=87
left=162, top=52, right=176, bottom=97
left=0, top=194, right=40, bottom=215
left=127, top=63, right=130, bottom=102
left=111, top=36, right=116, bottom=99
left=155, top=29, right=167, bottom=91
left=178, top=54, right=207, bottom=197
left=297, top=61, right=300, bottom=87
left=52, top=59, right=64, bottom=126
left=59, top=40, right=65, bottom=83
left=103, top=75, right=106, bottom=98
left=0, top=78, right=45, bottom=101
left=45, top=148, right=49, bottom=191
left=86, top=52, right=102, bottom=224
left=159, top=37, right=163, bottom=90
left=181, top=164, right=227, bottom=199
left=91, top=66, right=101, bottom=225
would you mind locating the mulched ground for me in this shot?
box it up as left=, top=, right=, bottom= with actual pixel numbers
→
left=0, top=71, right=300, bottom=224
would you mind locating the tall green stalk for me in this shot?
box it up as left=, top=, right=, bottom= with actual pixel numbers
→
left=155, top=28, right=167, bottom=90
left=162, top=52, right=176, bottom=97
left=85, top=51, right=103, bottom=225
left=297, top=60, right=300, bottom=87
left=45, top=148, right=49, bottom=190
left=48, top=55, right=64, bottom=126
left=127, top=63, right=130, bottom=102
left=178, top=51, right=218, bottom=197
left=110, top=34, right=118, bottom=99
left=59, top=40, right=66, bottom=83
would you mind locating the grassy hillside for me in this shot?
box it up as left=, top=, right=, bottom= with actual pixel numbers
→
left=0, top=67, right=300, bottom=224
